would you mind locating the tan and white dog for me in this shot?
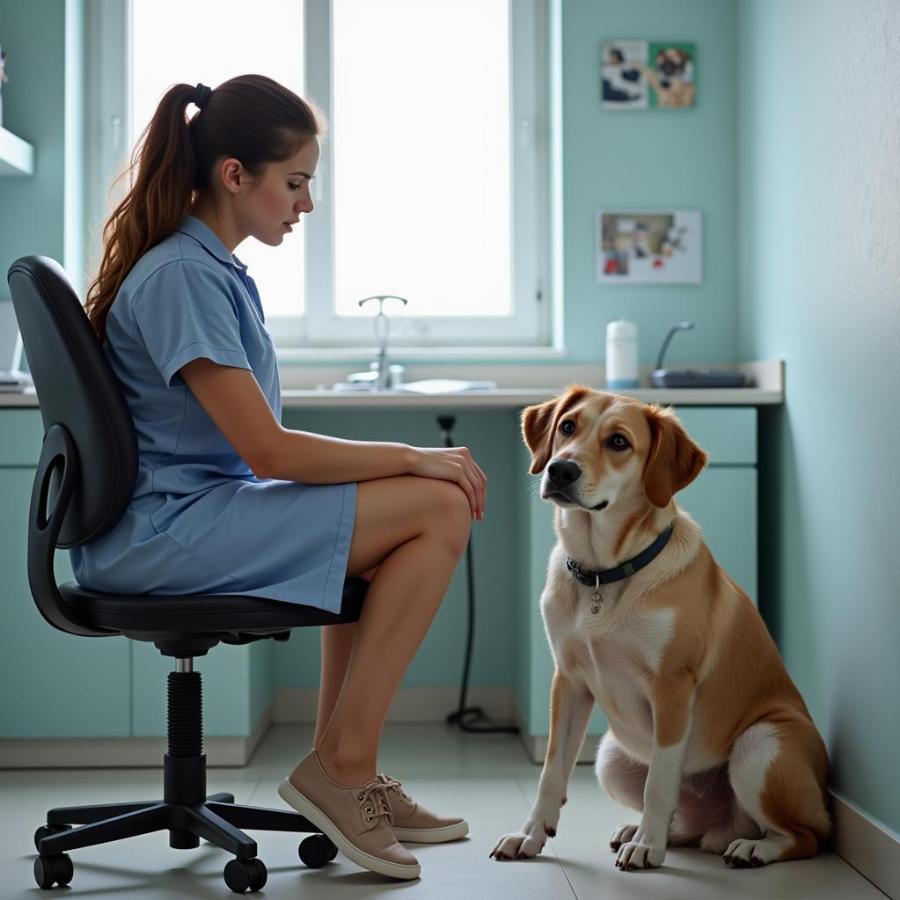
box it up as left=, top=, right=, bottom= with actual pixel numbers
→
left=491, top=387, right=830, bottom=871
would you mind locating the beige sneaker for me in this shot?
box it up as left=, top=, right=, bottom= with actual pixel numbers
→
left=277, top=750, right=420, bottom=880
left=377, top=773, right=469, bottom=843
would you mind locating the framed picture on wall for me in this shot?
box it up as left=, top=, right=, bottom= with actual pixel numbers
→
left=596, top=209, right=703, bottom=284
left=601, top=41, right=696, bottom=109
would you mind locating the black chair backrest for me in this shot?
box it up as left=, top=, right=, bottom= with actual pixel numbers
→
left=7, top=256, right=138, bottom=548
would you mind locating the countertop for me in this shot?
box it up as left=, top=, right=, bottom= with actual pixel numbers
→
left=0, top=360, right=783, bottom=409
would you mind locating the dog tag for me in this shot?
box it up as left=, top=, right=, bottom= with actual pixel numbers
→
left=591, top=576, right=602, bottom=614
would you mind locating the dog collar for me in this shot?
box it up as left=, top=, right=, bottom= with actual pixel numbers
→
left=566, top=525, right=674, bottom=613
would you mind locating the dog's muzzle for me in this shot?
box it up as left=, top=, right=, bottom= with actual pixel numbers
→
left=544, top=460, right=609, bottom=511
left=547, top=459, right=581, bottom=488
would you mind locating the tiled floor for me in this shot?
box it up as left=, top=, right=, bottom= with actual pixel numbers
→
left=0, top=723, right=887, bottom=898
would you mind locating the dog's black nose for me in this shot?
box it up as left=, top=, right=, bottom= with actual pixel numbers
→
left=547, top=460, right=582, bottom=487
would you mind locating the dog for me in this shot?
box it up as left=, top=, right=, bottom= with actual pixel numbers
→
left=491, top=386, right=830, bottom=871
left=642, top=47, right=696, bottom=108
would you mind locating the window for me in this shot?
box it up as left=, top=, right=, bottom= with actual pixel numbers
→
left=131, top=0, right=306, bottom=319
left=87, top=0, right=550, bottom=350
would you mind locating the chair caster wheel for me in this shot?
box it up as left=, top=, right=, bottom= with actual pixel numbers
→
left=34, top=853, right=74, bottom=889
left=299, top=833, right=338, bottom=868
left=224, top=857, right=267, bottom=893
left=34, top=824, right=71, bottom=852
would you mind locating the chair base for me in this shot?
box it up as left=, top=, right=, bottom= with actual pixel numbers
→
left=38, top=794, right=321, bottom=857
left=34, top=791, right=339, bottom=891
left=33, top=733, right=340, bottom=891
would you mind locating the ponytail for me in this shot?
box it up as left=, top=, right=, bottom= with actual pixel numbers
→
left=85, top=84, right=197, bottom=343
left=85, top=75, right=321, bottom=343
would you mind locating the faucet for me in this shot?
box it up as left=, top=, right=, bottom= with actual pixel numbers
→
left=352, top=295, right=408, bottom=389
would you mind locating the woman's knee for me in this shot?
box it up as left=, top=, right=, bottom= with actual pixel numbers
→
left=423, top=480, right=472, bottom=555
left=346, top=477, right=470, bottom=576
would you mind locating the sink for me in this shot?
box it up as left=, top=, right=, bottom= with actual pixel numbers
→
left=328, top=378, right=498, bottom=394
left=396, top=378, right=498, bottom=394
left=330, top=381, right=381, bottom=392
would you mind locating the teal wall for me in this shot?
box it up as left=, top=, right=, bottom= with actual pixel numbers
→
left=558, top=0, right=738, bottom=368
left=737, top=0, right=900, bottom=836
left=0, top=0, right=84, bottom=295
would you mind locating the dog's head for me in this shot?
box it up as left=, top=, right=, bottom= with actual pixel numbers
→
left=655, top=47, right=691, bottom=79
left=521, top=386, right=708, bottom=511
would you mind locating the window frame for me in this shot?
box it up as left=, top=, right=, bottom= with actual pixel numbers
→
left=84, top=0, right=132, bottom=298
left=85, top=0, right=552, bottom=352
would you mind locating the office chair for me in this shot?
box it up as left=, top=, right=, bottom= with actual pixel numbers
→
left=7, top=256, right=368, bottom=893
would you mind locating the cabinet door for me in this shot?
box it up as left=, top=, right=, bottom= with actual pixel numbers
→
left=0, top=469, right=131, bottom=737
left=679, top=467, right=758, bottom=602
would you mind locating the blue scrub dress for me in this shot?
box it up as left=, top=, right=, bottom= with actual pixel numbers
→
left=70, top=216, right=358, bottom=614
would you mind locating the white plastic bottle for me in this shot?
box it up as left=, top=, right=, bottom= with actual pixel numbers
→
left=605, top=319, right=639, bottom=390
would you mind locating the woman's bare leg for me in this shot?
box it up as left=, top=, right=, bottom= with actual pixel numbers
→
left=313, top=622, right=357, bottom=749
left=313, top=566, right=377, bottom=747
left=309, top=476, right=471, bottom=787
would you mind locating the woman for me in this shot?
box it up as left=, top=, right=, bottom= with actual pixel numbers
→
left=79, top=74, right=487, bottom=881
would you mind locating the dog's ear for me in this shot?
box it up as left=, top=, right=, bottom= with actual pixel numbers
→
left=521, top=385, right=591, bottom=475
left=642, top=405, right=708, bottom=507
left=521, top=399, right=558, bottom=474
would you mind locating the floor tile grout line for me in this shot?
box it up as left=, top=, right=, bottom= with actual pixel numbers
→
left=556, top=850, right=582, bottom=900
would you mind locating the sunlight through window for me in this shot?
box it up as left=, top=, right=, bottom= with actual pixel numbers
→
left=131, top=0, right=306, bottom=317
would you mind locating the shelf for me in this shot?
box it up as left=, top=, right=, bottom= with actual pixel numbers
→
left=0, top=126, right=34, bottom=176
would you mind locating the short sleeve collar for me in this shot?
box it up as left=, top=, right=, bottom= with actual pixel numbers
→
left=176, top=215, right=246, bottom=271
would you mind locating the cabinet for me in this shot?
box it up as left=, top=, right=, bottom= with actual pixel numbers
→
left=0, top=401, right=763, bottom=766
left=0, top=409, right=267, bottom=754
left=513, top=406, right=758, bottom=761
left=0, top=412, right=129, bottom=738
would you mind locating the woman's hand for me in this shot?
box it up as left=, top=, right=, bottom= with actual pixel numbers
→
left=407, top=446, right=487, bottom=521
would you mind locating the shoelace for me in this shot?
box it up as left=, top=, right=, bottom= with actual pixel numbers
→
left=377, top=774, right=413, bottom=804
left=355, top=782, right=393, bottom=828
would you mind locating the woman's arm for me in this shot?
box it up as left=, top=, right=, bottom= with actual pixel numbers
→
left=180, top=358, right=414, bottom=483
left=179, top=358, right=487, bottom=519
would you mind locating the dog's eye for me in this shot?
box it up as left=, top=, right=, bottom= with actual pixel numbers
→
left=607, top=433, right=630, bottom=451
left=559, top=420, right=576, bottom=436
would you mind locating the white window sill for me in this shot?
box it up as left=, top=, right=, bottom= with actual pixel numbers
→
left=275, top=345, right=568, bottom=363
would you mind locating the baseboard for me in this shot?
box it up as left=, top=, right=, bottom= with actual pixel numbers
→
left=513, top=709, right=602, bottom=766
left=831, top=791, right=900, bottom=899
left=0, top=686, right=516, bottom=769
left=272, top=685, right=516, bottom=724
left=0, top=705, right=274, bottom=769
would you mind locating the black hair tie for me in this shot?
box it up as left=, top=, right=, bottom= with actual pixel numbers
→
left=192, top=83, right=212, bottom=109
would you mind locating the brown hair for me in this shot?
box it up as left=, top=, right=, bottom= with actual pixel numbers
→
left=85, top=74, right=322, bottom=343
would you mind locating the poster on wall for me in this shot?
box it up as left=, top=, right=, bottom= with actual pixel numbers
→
left=601, top=41, right=696, bottom=109
left=596, top=210, right=702, bottom=285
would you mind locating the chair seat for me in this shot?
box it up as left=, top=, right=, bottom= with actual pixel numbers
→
left=59, top=577, right=367, bottom=635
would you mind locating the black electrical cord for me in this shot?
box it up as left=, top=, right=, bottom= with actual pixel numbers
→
left=437, top=415, right=518, bottom=735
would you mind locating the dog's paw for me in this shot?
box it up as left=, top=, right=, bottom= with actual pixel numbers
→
left=609, top=823, right=639, bottom=851
left=615, top=837, right=666, bottom=871
left=489, top=823, right=548, bottom=861
left=723, top=837, right=779, bottom=868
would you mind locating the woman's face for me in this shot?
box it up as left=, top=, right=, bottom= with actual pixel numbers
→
left=239, top=138, right=320, bottom=247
